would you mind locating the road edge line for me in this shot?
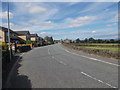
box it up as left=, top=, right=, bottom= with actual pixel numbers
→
left=61, top=46, right=119, bottom=67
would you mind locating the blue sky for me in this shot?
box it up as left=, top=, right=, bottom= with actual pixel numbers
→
left=1, top=2, right=118, bottom=40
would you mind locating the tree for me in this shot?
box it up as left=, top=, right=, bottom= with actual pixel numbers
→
left=84, top=38, right=88, bottom=43
left=110, top=39, right=115, bottom=43
left=88, top=37, right=95, bottom=43
left=49, top=37, right=54, bottom=44
left=75, top=38, right=80, bottom=43
left=44, top=36, right=54, bottom=45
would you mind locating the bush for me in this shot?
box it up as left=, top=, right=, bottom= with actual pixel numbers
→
left=1, top=42, right=9, bottom=51
left=17, top=46, right=31, bottom=53
left=26, top=40, right=33, bottom=44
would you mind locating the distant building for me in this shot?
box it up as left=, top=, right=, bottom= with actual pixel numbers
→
left=63, top=39, right=72, bottom=44
left=15, top=31, right=31, bottom=41
left=30, top=34, right=39, bottom=42
left=0, top=27, right=24, bottom=43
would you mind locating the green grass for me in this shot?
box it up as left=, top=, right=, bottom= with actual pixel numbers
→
left=85, top=46, right=119, bottom=51
left=79, top=43, right=118, bottom=45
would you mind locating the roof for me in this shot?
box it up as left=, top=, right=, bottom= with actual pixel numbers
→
left=30, top=34, right=38, bottom=37
left=0, top=26, right=18, bottom=35
left=11, top=36, right=25, bottom=41
left=15, top=31, right=30, bottom=35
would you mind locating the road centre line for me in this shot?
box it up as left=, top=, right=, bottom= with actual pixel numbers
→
left=48, top=47, right=67, bottom=65
left=48, top=48, right=50, bottom=55
left=81, top=72, right=117, bottom=88
left=61, top=46, right=119, bottom=67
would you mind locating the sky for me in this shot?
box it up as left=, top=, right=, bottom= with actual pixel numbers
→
left=1, top=2, right=118, bottom=40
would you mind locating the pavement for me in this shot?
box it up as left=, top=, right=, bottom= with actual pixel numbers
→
left=7, top=44, right=119, bottom=88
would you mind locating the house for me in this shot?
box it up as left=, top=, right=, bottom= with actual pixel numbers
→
left=0, top=27, right=25, bottom=43
left=30, top=34, right=39, bottom=42
left=30, top=34, right=40, bottom=47
left=63, top=39, right=72, bottom=44
left=15, top=31, right=31, bottom=41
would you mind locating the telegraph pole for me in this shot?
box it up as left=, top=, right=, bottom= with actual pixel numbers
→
left=7, top=0, right=12, bottom=62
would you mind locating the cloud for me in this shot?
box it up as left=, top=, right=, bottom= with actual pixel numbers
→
left=2, top=23, right=29, bottom=31
left=41, top=21, right=52, bottom=25
left=68, top=24, right=83, bottom=28
left=65, top=16, right=95, bottom=28
left=92, top=30, right=96, bottom=33
left=0, top=11, right=13, bottom=19
left=24, top=3, right=47, bottom=14
left=40, top=32, right=46, bottom=35
left=29, top=6, right=46, bottom=14
left=107, top=23, right=117, bottom=27
left=2, top=23, right=15, bottom=27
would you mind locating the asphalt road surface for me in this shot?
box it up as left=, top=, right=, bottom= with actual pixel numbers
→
left=9, top=44, right=118, bottom=88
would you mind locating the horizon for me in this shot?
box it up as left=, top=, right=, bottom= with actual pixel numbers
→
left=1, top=2, right=118, bottom=40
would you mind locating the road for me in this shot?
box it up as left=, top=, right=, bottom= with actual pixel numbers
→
left=9, top=44, right=118, bottom=88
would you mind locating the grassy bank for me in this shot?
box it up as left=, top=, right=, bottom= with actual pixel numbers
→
left=63, top=43, right=119, bottom=60
left=84, top=46, right=119, bottom=52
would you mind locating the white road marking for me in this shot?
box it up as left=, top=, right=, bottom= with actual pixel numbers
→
left=53, top=56, right=67, bottom=65
left=81, top=72, right=117, bottom=88
left=48, top=48, right=50, bottom=55
left=61, top=47, right=119, bottom=67
left=59, top=61, right=67, bottom=65
left=52, top=56, right=55, bottom=59
left=48, top=47, right=67, bottom=65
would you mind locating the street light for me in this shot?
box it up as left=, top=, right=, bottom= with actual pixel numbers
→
left=7, top=0, right=12, bottom=62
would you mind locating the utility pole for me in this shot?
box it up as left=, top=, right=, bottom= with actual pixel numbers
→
left=7, top=0, right=12, bottom=62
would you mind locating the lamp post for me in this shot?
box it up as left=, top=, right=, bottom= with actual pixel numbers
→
left=7, top=0, right=12, bottom=62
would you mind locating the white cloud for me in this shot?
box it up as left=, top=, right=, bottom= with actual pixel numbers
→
left=29, top=6, right=46, bottom=14
left=41, top=21, right=52, bottom=24
left=29, top=20, right=38, bottom=23
left=65, top=16, right=95, bottom=28
left=2, top=22, right=30, bottom=31
left=92, top=30, right=96, bottom=33
left=40, top=32, right=46, bottom=35
left=24, top=3, right=47, bottom=14
left=0, top=11, right=13, bottom=19
left=68, top=24, right=83, bottom=28
left=2, top=23, right=15, bottom=27
left=107, top=23, right=117, bottom=27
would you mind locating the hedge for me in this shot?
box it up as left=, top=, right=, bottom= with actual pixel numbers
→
left=17, top=46, right=31, bottom=53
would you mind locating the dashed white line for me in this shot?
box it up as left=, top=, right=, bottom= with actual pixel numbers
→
left=81, top=72, right=117, bottom=88
left=59, top=61, right=67, bottom=65
left=61, top=47, right=119, bottom=67
left=52, top=56, right=55, bottom=59
left=48, top=48, right=50, bottom=55
left=48, top=47, right=67, bottom=66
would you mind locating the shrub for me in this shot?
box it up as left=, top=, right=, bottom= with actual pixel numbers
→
left=17, top=46, right=31, bottom=53
left=26, top=40, right=33, bottom=44
left=1, top=42, right=9, bottom=51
